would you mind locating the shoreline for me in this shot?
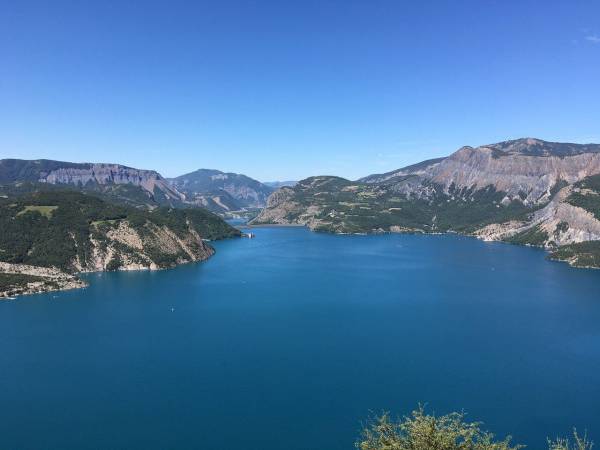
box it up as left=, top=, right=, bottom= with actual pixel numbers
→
left=237, top=223, right=306, bottom=229
left=241, top=222, right=600, bottom=270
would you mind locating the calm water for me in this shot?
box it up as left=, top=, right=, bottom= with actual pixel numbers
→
left=1, top=227, right=600, bottom=449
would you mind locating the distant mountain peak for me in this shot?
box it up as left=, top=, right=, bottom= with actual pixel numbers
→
left=168, top=168, right=274, bottom=213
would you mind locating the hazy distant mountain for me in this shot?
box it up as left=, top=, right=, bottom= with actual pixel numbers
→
left=252, top=138, right=600, bottom=268
left=168, top=169, right=274, bottom=213
left=0, top=159, right=184, bottom=208
left=264, top=180, right=298, bottom=189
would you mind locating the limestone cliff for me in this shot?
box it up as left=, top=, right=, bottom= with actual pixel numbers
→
left=0, top=159, right=185, bottom=207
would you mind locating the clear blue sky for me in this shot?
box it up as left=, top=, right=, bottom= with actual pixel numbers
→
left=1, top=0, right=599, bottom=181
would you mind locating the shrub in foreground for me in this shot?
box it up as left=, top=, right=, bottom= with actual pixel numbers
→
left=356, top=406, right=592, bottom=450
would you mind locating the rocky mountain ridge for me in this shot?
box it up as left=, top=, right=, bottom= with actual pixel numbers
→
left=253, top=138, right=600, bottom=268
left=0, top=159, right=274, bottom=215
left=0, top=159, right=184, bottom=208
left=361, top=138, right=600, bottom=204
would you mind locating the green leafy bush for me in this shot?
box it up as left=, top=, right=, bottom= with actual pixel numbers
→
left=356, top=407, right=593, bottom=450
left=356, top=407, right=521, bottom=450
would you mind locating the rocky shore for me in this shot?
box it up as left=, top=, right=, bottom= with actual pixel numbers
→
left=0, top=262, right=87, bottom=299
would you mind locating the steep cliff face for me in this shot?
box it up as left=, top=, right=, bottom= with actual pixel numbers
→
left=0, top=159, right=185, bottom=207
left=43, top=163, right=183, bottom=200
left=77, top=219, right=215, bottom=272
left=425, top=140, right=600, bottom=204
left=475, top=185, right=600, bottom=247
left=361, top=139, right=600, bottom=205
left=169, top=169, right=274, bottom=212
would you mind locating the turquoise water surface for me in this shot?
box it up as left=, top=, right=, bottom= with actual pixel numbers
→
left=1, top=227, right=600, bottom=449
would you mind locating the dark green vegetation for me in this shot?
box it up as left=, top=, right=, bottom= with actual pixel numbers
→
left=357, top=407, right=592, bottom=450
left=0, top=273, right=51, bottom=292
left=504, top=225, right=549, bottom=247
left=0, top=180, right=181, bottom=209
left=550, top=241, right=600, bottom=268
left=567, top=175, right=600, bottom=221
left=0, top=190, right=240, bottom=272
left=258, top=176, right=533, bottom=234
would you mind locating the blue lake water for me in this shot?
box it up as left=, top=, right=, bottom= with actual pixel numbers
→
left=1, top=227, right=600, bottom=449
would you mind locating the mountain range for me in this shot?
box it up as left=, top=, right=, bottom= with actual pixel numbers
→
left=167, top=168, right=275, bottom=214
left=252, top=138, right=600, bottom=268
left=0, top=159, right=277, bottom=214
left=0, top=158, right=184, bottom=208
left=2, top=136, right=600, bottom=298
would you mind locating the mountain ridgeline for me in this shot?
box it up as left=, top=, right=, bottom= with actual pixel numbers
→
left=252, top=138, right=600, bottom=268
left=167, top=168, right=274, bottom=214
left=0, top=159, right=275, bottom=214
left=0, top=159, right=185, bottom=209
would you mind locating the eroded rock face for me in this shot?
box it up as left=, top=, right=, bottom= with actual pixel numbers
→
left=474, top=185, right=600, bottom=247
left=76, top=220, right=215, bottom=273
left=425, top=144, right=600, bottom=204
left=42, top=164, right=183, bottom=201
left=361, top=139, right=600, bottom=205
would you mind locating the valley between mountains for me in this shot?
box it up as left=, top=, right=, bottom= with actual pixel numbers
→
left=2, top=137, right=600, bottom=298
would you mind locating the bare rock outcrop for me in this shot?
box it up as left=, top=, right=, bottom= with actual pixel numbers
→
left=42, top=164, right=183, bottom=201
